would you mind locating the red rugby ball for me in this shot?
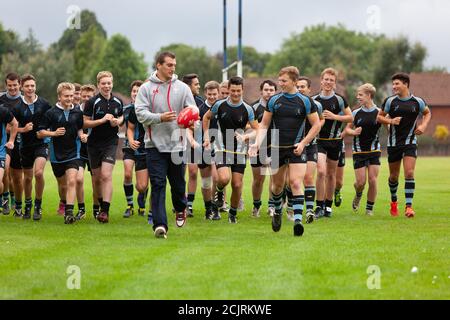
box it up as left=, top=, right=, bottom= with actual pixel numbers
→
left=177, top=106, right=200, bottom=128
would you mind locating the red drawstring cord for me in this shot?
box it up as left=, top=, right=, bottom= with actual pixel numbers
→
left=148, top=80, right=173, bottom=139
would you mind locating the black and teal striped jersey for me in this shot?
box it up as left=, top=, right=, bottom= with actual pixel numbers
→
left=75, top=104, right=88, bottom=160
left=381, top=95, right=428, bottom=147
left=0, top=93, right=21, bottom=143
left=126, top=106, right=146, bottom=156
left=266, top=92, right=316, bottom=148
left=313, top=92, right=348, bottom=140
left=351, top=106, right=381, bottom=154
left=305, top=100, right=323, bottom=146
left=0, top=106, right=14, bottom=159
left=12, top=96, right=52, bottom=149
left=83, top=93, right=123, bottom=148
left=38, top=104, right=83, bottom=163
left=122, top=104, right=134, bottom=150
left=194, top=95, right=205, bottom=108
left=252, top=98, right=271, bottom=147
left=210, top=98, right=255, bottom=154
left=252, top=99, right=266, bottom=123
left=196, top=101, right=219, bottom=145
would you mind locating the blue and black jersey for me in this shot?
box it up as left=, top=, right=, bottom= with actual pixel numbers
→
left=382, top=95, right=428, bottom=147
left=75, top=104, right=88, bottom=160
left=266, top=92, right=316, bottom=148
left=83, top=93, right=123, bottom=148
left=0, top=106, right=14, bottom=159
left=210, top=98, right=255, bottom=154
left=127, top=106, right=146, bottom=156
left=351, top=106, right=381, bottom=154
left=196, top=101, right=219, bottom=145
left=251, top=99, right=266, bottom=123
left=0, top=93, right=21, bottom=143
left=313, top=92, right=348, bottom=140
left=12, top=96, right=51, bottom=149
left=305, top=100, right=323, bottom=146
left=194, top=95, right=205, bottom=108
left=38, top=104, right=83, bottom=163
left=122, top=104, right=134, bottom=150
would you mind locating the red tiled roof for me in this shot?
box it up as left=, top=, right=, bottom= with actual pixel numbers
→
left=410, top=73, right=450, bottom=106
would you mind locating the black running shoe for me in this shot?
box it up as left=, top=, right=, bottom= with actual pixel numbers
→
left=305, top=209, right=315, bottom=224
left=75, top=210, right=86, bottom=220
left=97, top=211, right=109, bottom=223
left=214, top=190, right=224, bottom=209
left=23, top=208, right=32, bottom=220
left=294, top=219, right=304, bottom=237
left=205, top=209, right=213, bottom=220
left=228, top=213, right=237, bottom=224
left=187, top=206, right=194, bottom=218
left=272, top=213, right=282, bottom=232
left=2, top=198, right=10, bottom=215
left=123, top=206, right=134, bottom=218
left=13, top=208, right=23, bottom=218
left=33, top=207, right=42, bottom=221
left=64, top=213, right=76, bottom=224
left=314, top=206, right=323, bottom=219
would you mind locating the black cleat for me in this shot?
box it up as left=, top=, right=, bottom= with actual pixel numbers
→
left=75, top=210, right=86, bottom=220
left=123, top=206, right=134, bottom=218
left=272, top=213, right=282, bottom=232
left=97, top=211, right=109, bottom=223
left=2, top=198, right=10, bottom=215
left=305, top=209, right=315, bottom=224
left=294, top=220, right=304, bottom=237
left=64, top=213, right=76, bottom=224
left=214, top=190, right=224, bottom=209
left=23, top=208, right=32, bottom=220
left=93, top=209, right=100, bottom=220
left=314, top=206, right=323, bottom=219
left=33, top=207, right=42, bottom=221
left=228, top=213, right=237, bottom=224
left=323, top=207, right=332, bottom=218
left=205, top=209, right=213, bottom=220
left=187, top=206, right=194, bottom=218
left=138, top=208, right=145, bottom=217
left=334, top=191, right=342, bottom=207
left=13, top=208, right=23, bottom=218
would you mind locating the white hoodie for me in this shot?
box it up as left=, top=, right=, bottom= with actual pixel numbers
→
left=135, top=72, right=196, bottom=152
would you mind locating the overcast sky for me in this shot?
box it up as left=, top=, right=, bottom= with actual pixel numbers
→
left=1, top=0, right=449, bottom=71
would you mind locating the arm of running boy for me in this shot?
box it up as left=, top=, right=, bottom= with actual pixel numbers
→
left=294, top=112, right=321, bottom=156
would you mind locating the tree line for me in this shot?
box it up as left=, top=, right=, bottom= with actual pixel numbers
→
left=0, top=11, right=446, bottom=105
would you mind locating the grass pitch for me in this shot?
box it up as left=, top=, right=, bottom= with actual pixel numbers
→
left=0, top=157, right=449, bottom=299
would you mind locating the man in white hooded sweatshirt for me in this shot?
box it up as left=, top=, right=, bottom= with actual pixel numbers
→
left=135, top=51, right=196, bottom=239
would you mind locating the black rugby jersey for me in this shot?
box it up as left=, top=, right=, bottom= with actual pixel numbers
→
left=0, top=106, right=14, bottom=159
left=83, top=93, right=123, bottom=148
left=313, top=92, right=348, bottom=140
left=127, top=107, right=146, bottom=156
left=351, top=106, right=381, bottom=154
left=12, top=96, right=51, bottom=149
left=266, top=92, right=316, bottom=148
left=210, top=98, right=255, bottom=153
left=38, top=104, right=83, bottom=163
left=381, top=95, right=428, bottom=147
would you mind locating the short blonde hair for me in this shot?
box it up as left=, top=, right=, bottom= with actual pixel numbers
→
left=97, top=71, right=113, bottom=84
left=321, top=67, right=338, bottom=80
left=57, top=82, right=75, bottom=96
left=358, top=83, right=376, bottom=98
left=219, top=80, right=229, bottom=89
left=80, top=84, right=96, bottom=93
left=204, top=81, right=220, bottom=91
left=279, top=66, right=300, bottom=82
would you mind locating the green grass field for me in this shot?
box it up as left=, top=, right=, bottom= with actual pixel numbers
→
left=0, top=157, right=449, bottom=300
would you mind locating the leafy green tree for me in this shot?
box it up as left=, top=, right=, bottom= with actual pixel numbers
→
left=156, top=44, right=222, bottom=85
left=54, top=10, right=107, bottom=51
left=73, top=26, right=107, bottom=84
left=94, top=34, right=148, bottom=95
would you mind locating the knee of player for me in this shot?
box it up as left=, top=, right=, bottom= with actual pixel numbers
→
left=231, top=179, right=243, bottom=190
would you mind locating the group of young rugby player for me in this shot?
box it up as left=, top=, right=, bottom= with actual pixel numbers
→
left=0, top=51, right=431, bottom=238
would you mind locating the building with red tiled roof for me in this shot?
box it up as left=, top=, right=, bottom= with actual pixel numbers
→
left=409, top=72, right=450, bottom=135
